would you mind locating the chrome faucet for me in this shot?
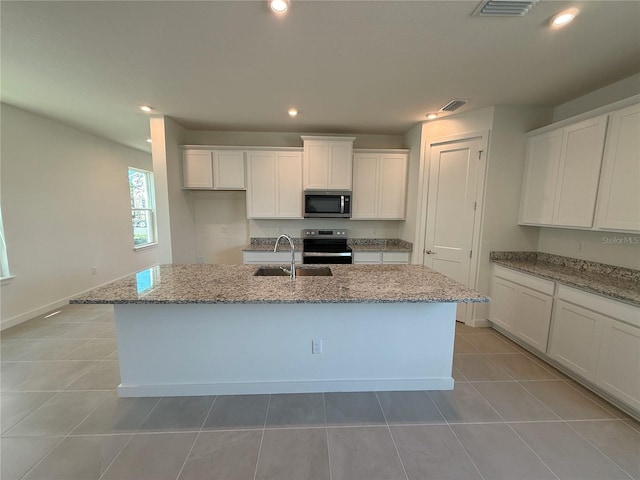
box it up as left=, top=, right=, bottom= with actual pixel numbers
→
left=274, top=234, right=296, bottom=280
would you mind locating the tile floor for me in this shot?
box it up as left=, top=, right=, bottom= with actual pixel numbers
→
left=1, top=304, right=639, bottom=480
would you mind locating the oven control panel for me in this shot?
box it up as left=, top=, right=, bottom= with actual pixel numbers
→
left=302, top=229, right=348, bottom=238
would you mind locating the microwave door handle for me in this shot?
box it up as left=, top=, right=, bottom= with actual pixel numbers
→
left=340, top=195, right=345, bottom=214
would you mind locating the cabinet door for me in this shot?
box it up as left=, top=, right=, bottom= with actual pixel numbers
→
left=549, top=299, right=604, bottom=380
left=328, top=142, right=353, bottom=190
left=594, top=103, right=640, bottom=232
left=214, top=151, right=245, bottom=189
left=246, top=152, right=277, bottom=218
left=352, top=154, right=379, bottom=219
left=303, top=141, right=329, bottom=189
left=276, top=152, right=303, bottom=218
left=595, top=318, right=640, bottom=410
left=519, top=129, right=563, bottom=225
left=513, top=288, right=553, bottom=353
left=489, top=276, right=518, bottom=333
left=553, top=116, right=608, bottom=227
left=183, top=150, right=214, bottom=189
left=378, top=154, right=407, bottom=219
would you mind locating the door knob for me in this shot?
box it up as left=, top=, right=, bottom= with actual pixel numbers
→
left=425, top=250, right=436, bottom=255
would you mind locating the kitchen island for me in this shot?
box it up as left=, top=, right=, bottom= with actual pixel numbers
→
left=71, top=264, right=489, bottom=397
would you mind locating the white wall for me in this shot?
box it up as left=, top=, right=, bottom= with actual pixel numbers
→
left=537, top=74, right=640, bottom=269
left=400, top=123, right=423, bottom=250
left=250, top=219, right=401, bottom=240
left=552, top=73, right=640, bottom=122
left=184, top=130, right=404, bottom=149
left=1, top=104, right=159, bottom=328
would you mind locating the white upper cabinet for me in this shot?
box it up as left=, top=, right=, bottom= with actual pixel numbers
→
left=246, top=151, right=302, bottom=219
left=519, top=129, right=563, bottom=225
left=302, top=136, right=355, bottom=190
left=182, top=149, right=245, bottom=190
left=352, top=151, right=408, bottom=220
left=552, top=116, right=608, bottom=227
left=183, top=150, right=214, bottom=189
left=519, top=114, right=609, bottom=228
left=594, top=103, right=640, bottom=232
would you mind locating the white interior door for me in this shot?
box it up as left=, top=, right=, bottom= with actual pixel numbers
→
left=423, top=138, right=482, bottom=322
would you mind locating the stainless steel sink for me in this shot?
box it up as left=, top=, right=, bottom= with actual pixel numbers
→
left=254, top=267, right=332, bottom=277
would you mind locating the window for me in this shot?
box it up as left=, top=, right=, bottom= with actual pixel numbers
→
left=0, top=205, right=11, bottom=279
left=128, top=168, right=156, bottom=248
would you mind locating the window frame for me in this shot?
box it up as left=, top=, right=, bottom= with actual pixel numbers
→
left=128, top=167, right=157, bottom=250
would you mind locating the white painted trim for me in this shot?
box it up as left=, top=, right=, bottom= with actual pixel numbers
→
left=118, top=378, right=455, bottom=397
left=413, top=129, right=491, bottom=325
left=353, top=148, right=410, bottom=154
left=181, top=145, right=303, bottom=152
left=1, top=275, right=15, bottom=286
left=0, top=268, right=144, bottom=331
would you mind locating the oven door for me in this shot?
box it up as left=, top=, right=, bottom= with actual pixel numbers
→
left=302, top=252, right=353, bottom=264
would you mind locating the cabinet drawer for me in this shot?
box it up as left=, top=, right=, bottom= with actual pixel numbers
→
left=382, top=252, right=410, bottom=264
left=492, top=265, right=555, bottom=295
left=353, top=252, right=383, bottom=264
left=557, top=285, right=640, bottom=328
left=243, top=251, right=302, bottom=264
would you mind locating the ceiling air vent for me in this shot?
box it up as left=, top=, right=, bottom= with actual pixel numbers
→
left=439, top=99, right=467, bottom=113
left=472, top=0, right=539, bottom=17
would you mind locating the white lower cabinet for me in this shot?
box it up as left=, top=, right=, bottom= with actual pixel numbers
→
left=243, top=251, right=302, bottom=265
left=489, top=265, right=554, bottom=353
left=549, top=285, right=640, bottom=411
left=491, top=266, right=640, bottom=413
left=548, top=299, right=604, bottom=380
left=352, top=251, right=410, bottom=264
left=596, top=318, right=640, bottom=410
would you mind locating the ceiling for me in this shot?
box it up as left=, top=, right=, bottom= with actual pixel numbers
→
left=2, top=1, right=640, bottom=152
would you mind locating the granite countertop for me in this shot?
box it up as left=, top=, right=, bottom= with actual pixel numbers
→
left=490, top=252, right=640, bottom=307
left=70, top=264, right=489, bottom=305
left=243, top=238, right=412, bottom=253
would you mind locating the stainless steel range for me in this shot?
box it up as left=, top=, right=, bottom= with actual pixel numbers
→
left=302, top=229, right=352, bottom=264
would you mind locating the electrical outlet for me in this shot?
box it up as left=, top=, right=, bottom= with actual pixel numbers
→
left=196, top=256, right=204, bottom=264
left=278, top=225, right=284, bottom=234
left=91, top=267, right=97, bottom=275
left=312, top=339, right=323, bottom=354
left=221, top=225, right=227, bottom=234
left=577, top=242, right=584, bottom=252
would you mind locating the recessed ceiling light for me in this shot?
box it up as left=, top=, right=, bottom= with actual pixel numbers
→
left=146, top=138, right=152, bottom=143
left=426, top=113, right=438, bottom=120
left=139, top=105, right=153, bottom=113
left=269, top=0, right=290, bottom=14
left=288, top=108, right=298, bottom=117
left=551, top=8, right=578, bottom=28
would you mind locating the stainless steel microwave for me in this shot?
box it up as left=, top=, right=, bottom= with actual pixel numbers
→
left=303, top=190, right=352, bottom=218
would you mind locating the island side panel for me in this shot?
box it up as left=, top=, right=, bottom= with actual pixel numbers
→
left=113, top=302, right=457, bottom=397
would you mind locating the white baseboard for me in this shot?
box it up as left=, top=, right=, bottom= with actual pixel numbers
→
left=117, top=378, right=455, bottom=397
left=468, top=318, right=491, bottom=327
left=1, top=298, right=69, bottom=331
left=1, top=269, right=137, bottom=331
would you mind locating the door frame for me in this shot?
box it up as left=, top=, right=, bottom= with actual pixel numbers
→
left=413, top=130, right=490, bottom=324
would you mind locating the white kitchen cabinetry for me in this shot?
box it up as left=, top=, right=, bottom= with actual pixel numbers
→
left=594, top=103, right=640, bottom=232
left=301, top=136, right=355, bottom=190
left=489, top=265, right=554, bottom=353
left=519, top=115, right=608, bottom=228
left=519, top=129, right=563, bottom=225
left=353, top=251, right=410, bottom=264
left=352, top=151, right=408, bottom=220
left=243, top=251, right=302, bottom=265
left=246, top=151, right=302, bottom=219
left=549, top=285, right=640, bottom=410
left=182, top=149, right=245, bottom=190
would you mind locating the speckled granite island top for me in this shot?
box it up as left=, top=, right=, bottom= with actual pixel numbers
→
left=70, top=264, right=488, bottom=305
left=491, top=252, right=640, bottom=307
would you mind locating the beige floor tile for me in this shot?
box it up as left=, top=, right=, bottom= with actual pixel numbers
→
left=472, top=381, right=559, bottom=421
left=485, top=353, right=560, bottom=380
left=511, top=421, right=632, bottom=479
left=453, top=354, right=513, bottom=381
left=428, top=383, right=502, bottom=423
